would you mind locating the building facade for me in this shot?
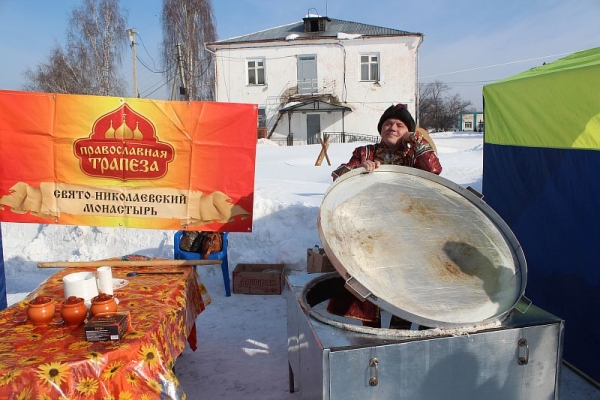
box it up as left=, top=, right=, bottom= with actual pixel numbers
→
left=459, top=111, right=484, bottom=132
left=206, top=15, right=423, bottom=144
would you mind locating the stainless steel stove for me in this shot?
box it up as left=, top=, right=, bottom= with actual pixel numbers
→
left=286, top=273, right=563, bottom=400
left=286, top=166, right=564, bottom=399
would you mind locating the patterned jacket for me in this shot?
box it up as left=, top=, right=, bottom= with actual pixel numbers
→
left=331, top=129, right=442, bottom=180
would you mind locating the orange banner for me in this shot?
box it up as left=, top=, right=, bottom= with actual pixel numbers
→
left=0, top=90, right=257, bottom=232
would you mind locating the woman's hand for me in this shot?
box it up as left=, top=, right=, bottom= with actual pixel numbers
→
left=401, top=132, right=418, bottom=148
left=360, top=160, right=381, bottom=172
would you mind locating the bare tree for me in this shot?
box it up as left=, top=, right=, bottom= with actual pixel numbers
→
left=418, top=81, right=472, bottom=131
left=24, top=43, right=90, bottom=94
left=24, top=0, right=128, bottom=96
left=161, top=0, right=216, bottom=101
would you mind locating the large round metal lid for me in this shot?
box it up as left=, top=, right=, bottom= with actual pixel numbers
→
left=318, top=165, right=527, bottom=328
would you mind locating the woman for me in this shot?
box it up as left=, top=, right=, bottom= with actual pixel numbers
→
left=332, top=103, right=441, bottom=180
left=327, top=104, right=442, bottom=329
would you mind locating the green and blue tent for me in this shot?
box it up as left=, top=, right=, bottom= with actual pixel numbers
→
left=483, top=46, right=600, bottom=382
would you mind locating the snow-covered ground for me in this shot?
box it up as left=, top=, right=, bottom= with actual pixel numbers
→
left=2, top=132, right=597, bottom=399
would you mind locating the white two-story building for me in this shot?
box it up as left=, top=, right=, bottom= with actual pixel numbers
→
left=206, top=14, right=423, bottom=145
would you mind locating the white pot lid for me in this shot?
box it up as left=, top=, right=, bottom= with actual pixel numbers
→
left=318, top=165, right=527, bottom=328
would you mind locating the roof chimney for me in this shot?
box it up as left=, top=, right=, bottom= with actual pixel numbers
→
left=303, top=9, right=330, bottom=33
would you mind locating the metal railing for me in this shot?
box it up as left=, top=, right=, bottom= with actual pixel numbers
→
left=266, top=132, right=380, bottom=147
left=323, top=132, right=380, bottom=144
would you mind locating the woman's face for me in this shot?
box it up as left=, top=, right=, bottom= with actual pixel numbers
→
left=380, top=118, right=409, bottom=147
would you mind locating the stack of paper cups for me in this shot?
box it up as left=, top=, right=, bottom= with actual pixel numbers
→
left=96, top=266, right=114, bottom=295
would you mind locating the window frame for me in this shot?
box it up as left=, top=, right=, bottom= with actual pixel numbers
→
left=247, top=58, right=266, bottom=86
left=360, top=53, right=380, bottom=82
left=258, top=107, right=267, bottom=128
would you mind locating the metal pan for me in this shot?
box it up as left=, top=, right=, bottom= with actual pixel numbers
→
left=318, top=165, right=527, bottom=329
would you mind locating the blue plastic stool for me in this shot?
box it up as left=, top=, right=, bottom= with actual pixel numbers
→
left=174, top=231, right=231, bottom=297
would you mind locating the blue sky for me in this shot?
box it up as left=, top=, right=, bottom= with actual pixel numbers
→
left=1, top=0, right=599, bottom=109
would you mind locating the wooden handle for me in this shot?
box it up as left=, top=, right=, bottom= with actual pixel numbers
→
left=37, top=259, right=222, bottom=268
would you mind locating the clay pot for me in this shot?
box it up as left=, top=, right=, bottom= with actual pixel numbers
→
left=27, top=296, right=56, bottom=325
left=60, top=296, right=88, bottom=327
left=90, top=293, right=118, bottom=317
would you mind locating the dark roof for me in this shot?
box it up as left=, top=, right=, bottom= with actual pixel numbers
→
left=209, top=17, right=421, bottom=46
left=279, top=99, right=352, bottom=114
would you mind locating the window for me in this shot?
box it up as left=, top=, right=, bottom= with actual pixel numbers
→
left=464, top=122, right=473, bottom=129
left=305, top=18, right=326, bottom=32
left=247, top=59, right=265, bottom=85
left=258, top=108, right=266, bottom=127
left=360, top=54, right=379, bottom=81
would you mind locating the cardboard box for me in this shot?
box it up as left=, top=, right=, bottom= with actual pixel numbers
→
left=307, top=248, right=336, bottom=273
left=232, top=263, right=284, bottom=295
left=84, top=312, right=131, bottom=341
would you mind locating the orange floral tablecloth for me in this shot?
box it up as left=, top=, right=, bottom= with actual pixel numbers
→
left=0, top=256, right=211, bottom=399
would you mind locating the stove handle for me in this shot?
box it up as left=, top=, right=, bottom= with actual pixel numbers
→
left=517, top=338, right=529, bottom=365
left=514, top=295, right=532, bottom=314
left=344, top=276, right=372, bottom=300
left=369, top=358, right=379, bottom=386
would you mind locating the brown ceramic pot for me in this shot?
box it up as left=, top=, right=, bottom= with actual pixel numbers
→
left=90, top=293, right=118, bottom=317
left=27, top=296, right=56, bottom=325
left=60, top=296, right=88, bottom=327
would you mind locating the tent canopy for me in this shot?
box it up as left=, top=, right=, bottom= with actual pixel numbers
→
left=485, top=47, right=600, bottom=150
left=482, top=47, right=600, bottom=383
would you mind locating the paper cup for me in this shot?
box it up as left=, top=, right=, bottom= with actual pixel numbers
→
left=63, top=272, right=99, bottom=305
left=96, top=266, right=114, bottom=295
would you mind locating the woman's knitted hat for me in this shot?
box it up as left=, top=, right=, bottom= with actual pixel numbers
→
left=377, top=104, right=416, bottom=133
